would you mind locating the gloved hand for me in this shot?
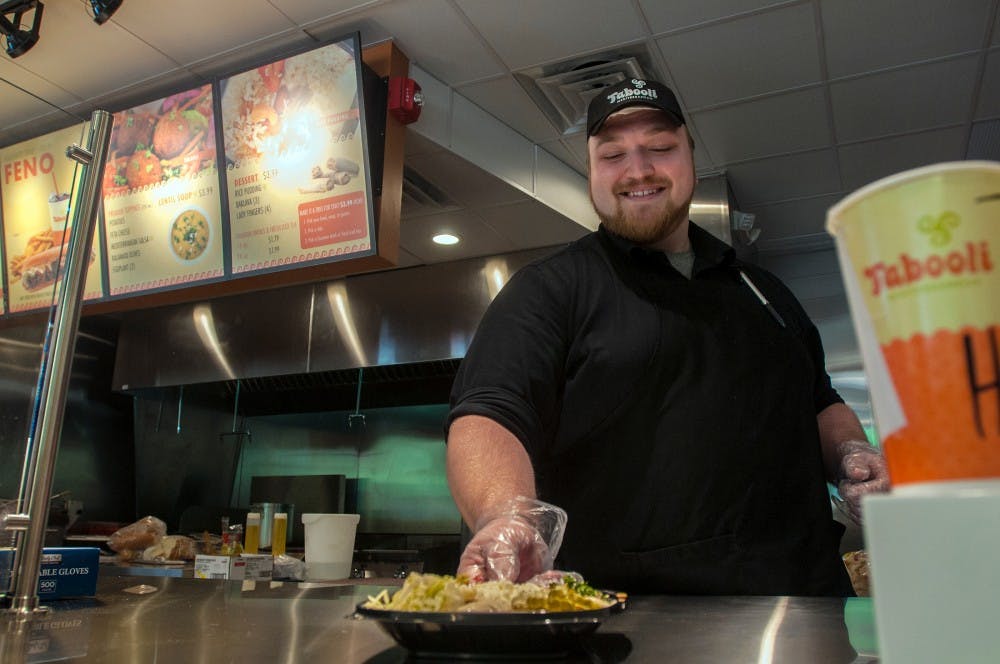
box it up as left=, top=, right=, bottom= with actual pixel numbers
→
left=835, top=440, right=890, bottom=524
left=457, top=496, right=567, bottom=583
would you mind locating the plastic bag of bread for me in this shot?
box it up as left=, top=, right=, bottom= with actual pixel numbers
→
left=108, top=516, right=167, bottom=561
left=142, top=535, right=197, bottom=562
left=843, top=550, right=871, bottom=597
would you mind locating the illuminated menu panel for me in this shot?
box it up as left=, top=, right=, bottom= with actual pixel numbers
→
left=0, top=232, right=5, bottom=315
left=1, top=124, right=104, bottom=313
left=220, top=36, right=376, bottom=275
left=102, top=84, right=225, bottom=296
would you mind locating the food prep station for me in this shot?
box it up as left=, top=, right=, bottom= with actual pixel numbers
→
left=1, top=574, right=875, bottom=663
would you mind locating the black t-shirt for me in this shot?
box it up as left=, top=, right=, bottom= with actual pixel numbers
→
left=449, top=223, right=853, bottom=596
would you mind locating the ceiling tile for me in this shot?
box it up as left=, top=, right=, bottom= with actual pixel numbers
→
left=400, top=193, right=459, bottom=222
left=393, top=246, right=423, bottom=268
left=0, top=110, right=88, bottom=150
left=655, top=3, right=821, bottom=108
left=479, top=201, right=589, bottom=247
left=726, top=149, right=841, bottom=207
left=303, top=17, right=393, bottom=46
left=405, top=151, right=528, bottom=210
left=456, top=77, right=562, bottom=144
left=686, top=123, right=718, bottom=174
left=9, top=2, right=179, bottom=101
left=836, top=127, right=968, bottom=191
left=396, top=246, right=423, bottom=268
left=538, top=139, right=587, bottom=176
left=404, top=131, right=446, bottom=158
left=639, top=0, right=798, bottom=33
left=0, top=79, right=76, bottom=131
left=186, top=29, right=316, bottom=79
left=763, top=251, right=846, bottom=299
left=453, top=0, right=646, bottom=70
left=820, top=0, right=993, bottom=78
left=561, top=133, right=590, bottom=172
left=745, top=193, right=843, bottom=242
left=112, top=0, right=297, bottom=66
left=451, top=96, right=535, bottom=193
left=759, top=246, right=842, bottom=281
left=265, top=0, right=382, bottom=24
left=976, top=49, right=1000, bottom=120
left=354, top=0, right=505, bottom=85
left=72, top=68, right=206, bottom=117
left=787, top=276, right=850, bottom=312
left=830, top=57, right=978, bottom=143
left=400, top=210, right=516, bottom=263
left=0, top=59, right=81, bottom=111
left=967, top=120, right=1000, bottom=160
left=691, top=88, right=831, bottom=164
left=407, top=65, right=452, bottom=150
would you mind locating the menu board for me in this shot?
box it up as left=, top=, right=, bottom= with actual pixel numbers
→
left=220, top=36, right=376, bottom=275
left=102, top=84, right=225, bottom=296
left=0, top=232, right=6, bottom=315
left=1, top=123, right=104, bottom=313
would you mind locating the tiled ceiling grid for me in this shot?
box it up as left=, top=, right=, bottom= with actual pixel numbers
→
left=0, top=0, right=997, bottom=272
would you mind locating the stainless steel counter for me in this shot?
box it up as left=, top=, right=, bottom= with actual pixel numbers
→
left=1, top=576, right=876, bottom=663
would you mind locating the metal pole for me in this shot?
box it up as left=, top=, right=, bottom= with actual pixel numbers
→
left=5, top=110, right=113, bottom=617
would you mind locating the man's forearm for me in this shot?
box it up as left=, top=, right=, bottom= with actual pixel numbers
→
left=817, top=402, right=870, bottom=482
left=446, top=414, right=537, bottom=529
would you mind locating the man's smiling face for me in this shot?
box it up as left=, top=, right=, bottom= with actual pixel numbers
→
left=587, top=108, right=696, bottom=251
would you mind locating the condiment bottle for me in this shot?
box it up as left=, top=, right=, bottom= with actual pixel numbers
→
left=271, top=513, right=287, bottom=557
left=244, top=512, right=260, bottom=554
left=220, top=524, right=244, bottom=557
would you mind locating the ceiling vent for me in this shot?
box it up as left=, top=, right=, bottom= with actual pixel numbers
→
left=515, top=46, right=661, bottom=136
left=400, top=164, right=458, bottom=216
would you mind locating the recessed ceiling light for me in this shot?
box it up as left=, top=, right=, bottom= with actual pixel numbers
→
left=432, top=233, right=460, bottom=245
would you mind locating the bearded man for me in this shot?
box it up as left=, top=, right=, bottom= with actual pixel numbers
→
left=445, top=78, right=887, bottom=596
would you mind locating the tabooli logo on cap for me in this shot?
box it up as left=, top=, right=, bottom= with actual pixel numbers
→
left=861, top=212, right=995, bottom=296
left=606, top=79, right=658, bottom=105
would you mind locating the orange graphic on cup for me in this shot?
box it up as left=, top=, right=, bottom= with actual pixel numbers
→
left=880, top=327, right=1000, bottom=484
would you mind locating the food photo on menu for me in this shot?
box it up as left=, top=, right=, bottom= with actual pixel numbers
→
left=220, top=35, right=375, bottom=275
left=104, top=86, right=216, bottom=192
left=101, top=84, right=225, bottom=297
left=1, top=123, right=103, bottom=313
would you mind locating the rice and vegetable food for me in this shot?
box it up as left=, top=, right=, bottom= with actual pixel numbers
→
left=222, top=44, right=355, bottom=161
left=363, top=573, right=614, bottom=613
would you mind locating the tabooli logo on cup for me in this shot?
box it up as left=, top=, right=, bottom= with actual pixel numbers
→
left=862, top=211, right=995, bottom=296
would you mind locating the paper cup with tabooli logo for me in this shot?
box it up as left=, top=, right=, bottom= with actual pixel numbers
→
left=48, top=192, right=71, bottom=232
left=827, top=161, right=1000, bottom=490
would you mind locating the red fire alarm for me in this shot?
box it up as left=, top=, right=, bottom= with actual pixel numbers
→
left=388, top=77, right=423, bottom=125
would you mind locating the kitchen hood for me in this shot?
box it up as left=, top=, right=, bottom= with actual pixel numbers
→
left=112, top=245, right=553, bottom=406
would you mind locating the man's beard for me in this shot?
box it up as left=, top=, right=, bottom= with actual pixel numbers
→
left=590, top=179, right=692, bottom=246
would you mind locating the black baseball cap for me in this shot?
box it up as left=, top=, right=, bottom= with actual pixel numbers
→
left=586, top=78, right=685, bottom=137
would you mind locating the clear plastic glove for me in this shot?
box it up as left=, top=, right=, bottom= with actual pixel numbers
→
left=457, top=496, right=567, bottom=583
left=527, top=570, right=583, bottom=587
left=835, top=440, right=890, bottom=524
